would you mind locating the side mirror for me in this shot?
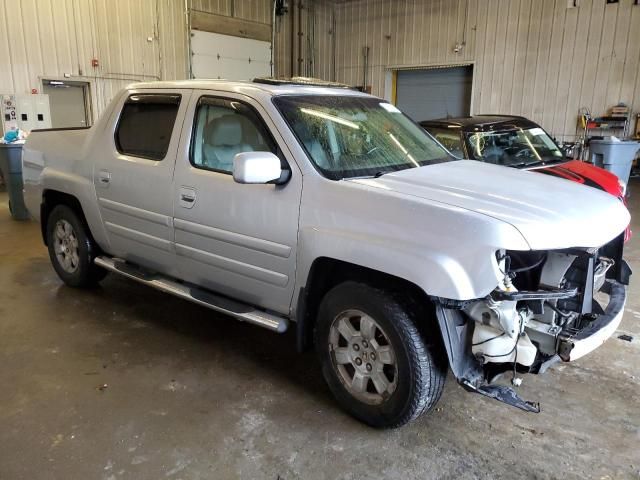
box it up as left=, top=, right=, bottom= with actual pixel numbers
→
left=233, top=151, right=283, bottom=184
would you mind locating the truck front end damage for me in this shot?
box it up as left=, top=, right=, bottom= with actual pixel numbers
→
left=436, top=233, right=630, bottom=412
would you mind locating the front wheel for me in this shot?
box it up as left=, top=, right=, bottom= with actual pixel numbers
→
left=315, top=281, right=446, bottom=428
left=46, top=205, right=107, bottom=287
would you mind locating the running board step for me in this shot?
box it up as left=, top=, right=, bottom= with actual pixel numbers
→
left=94, top=256, right=289, bottom=333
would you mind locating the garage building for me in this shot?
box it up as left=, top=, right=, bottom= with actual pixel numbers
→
left=1, top=1, right=639, bottom=478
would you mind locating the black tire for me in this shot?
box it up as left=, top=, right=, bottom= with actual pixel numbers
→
left=315, top=281, right=446, bottom=428
left=46, top=204, right=107, bottom=287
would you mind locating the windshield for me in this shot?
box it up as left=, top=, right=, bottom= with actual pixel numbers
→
left=273, top=95, right=454, bottom=180
left=464, top=127, right=564, bottom=167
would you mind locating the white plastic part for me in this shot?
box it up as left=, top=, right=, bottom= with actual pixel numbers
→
left=472, top=325, right=537, bottom=367
left=464, top=298, right=520, bottom=338
left=233, top=151, right=282, bottom=184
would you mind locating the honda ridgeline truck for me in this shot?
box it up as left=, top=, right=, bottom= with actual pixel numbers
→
left=21, top=79, right=631, bottom=428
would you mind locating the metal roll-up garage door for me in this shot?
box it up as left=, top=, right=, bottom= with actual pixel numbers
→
left=190, top=30, right=271, bottom=80
left=395, top=65, right=473, bottom=122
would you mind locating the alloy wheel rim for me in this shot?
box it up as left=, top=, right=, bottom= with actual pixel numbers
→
left=53, top=219, right=80, bottom=274
left=328, top=309, right=397, bottom=405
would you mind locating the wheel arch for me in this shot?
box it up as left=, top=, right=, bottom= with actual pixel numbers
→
left=41, top=190, right=91, bottom=246
left=295, top=257, right=441, bottom=353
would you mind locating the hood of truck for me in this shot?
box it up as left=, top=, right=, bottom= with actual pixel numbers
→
left=348, top=160, right=630, bottom=250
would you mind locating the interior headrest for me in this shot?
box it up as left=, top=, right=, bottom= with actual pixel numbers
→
left=296, top=121, right=311, bottom=143
left=207, top=115, right=243, bottom=146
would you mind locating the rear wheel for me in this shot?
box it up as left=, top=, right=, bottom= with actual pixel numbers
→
left=315, top=281, right=446, bottom=428
left=46, top=205, right=107, bottom=287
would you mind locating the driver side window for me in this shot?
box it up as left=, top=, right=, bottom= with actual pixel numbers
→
left=190, top=97, right=276, bottom=174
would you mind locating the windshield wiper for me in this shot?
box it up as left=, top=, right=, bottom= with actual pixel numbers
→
left=341, top=170, right=392, bottom=180
left=543, top=158, right=568, bottom=165
left=508, top=160, right=543, bottom=168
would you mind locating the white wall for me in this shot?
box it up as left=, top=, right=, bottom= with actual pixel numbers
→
left=0, top=0, right=187, bottom=124
left=0, top=0, right=274, bottom=125
left=191, top=0, right=272, bottom=23
left=4, top=0, right=637, bottom=140
left=308, top=0, right=640, bottom=140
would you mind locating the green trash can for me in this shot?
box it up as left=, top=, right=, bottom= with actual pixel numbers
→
left=0, top=143, right=30, bottom=220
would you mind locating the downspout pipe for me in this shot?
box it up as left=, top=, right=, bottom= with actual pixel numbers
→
left=297, top=0, right=303, bottom=76
left=290, top=1, right=296, bottom=76
left=331, top=6, right=336, bottom=81
left=185, top=0, right=192, bottom=78
left=362, top=46, right=369, bottom=90
left=271, top=0, right=276, bottom=77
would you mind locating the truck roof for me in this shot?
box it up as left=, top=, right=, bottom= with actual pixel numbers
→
left=127, top=79, right=371, bottom=98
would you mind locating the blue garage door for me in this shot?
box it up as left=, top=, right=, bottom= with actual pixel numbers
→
left=396, top=66, right=473, bottom=122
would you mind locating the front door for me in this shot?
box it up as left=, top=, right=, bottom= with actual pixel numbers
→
left=173, top=92, right=302, bottom=314
left=94, top=90, right=189, bottom=276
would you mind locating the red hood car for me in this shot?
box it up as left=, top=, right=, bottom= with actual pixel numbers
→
left=420, top=115, right=630, bottom=241
left=531, top=159, right=622, bottom=195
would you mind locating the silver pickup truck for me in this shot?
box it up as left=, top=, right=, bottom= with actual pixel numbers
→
left=22, top=79, right=631, bottom=428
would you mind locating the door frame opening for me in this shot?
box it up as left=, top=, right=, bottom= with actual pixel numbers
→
left=40, top=78, right=93, bottom=128
left=384, top=62, right=475, bottom=118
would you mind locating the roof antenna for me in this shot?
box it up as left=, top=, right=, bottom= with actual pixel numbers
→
left=442, top=87, right=451, bottom=119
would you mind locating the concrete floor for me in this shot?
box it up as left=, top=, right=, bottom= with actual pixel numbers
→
left=0, top=184, right=639, bottom=480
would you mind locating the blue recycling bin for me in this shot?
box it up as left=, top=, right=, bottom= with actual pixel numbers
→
left=589, top=139, right=640, bottom=184
left=0, top=143, right=30, bottom=220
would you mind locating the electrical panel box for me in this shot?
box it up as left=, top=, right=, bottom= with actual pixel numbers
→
left=1, top=94, right=52, bottom=135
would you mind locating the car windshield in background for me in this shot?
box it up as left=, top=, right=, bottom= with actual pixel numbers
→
left=464, top=127, right=564, bottom=168
left=274, top=95, right=454, bottom=180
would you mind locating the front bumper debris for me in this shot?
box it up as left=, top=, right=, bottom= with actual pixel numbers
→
left=460, top=379, right=540, bottom=413
left=557, top=279, right=626, bottom=361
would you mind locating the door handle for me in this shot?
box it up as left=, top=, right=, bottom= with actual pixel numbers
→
left=98, top=170, right=111, bottom=186
left=179, top=187, right=196, bottom=209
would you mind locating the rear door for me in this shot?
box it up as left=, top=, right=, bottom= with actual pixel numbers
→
left=94, top=90, right=190, bottom=276
left=172, top=91, right=302, bottom=314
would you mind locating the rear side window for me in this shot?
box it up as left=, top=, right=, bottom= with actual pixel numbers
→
left=115, top=94, right=181, bottom=160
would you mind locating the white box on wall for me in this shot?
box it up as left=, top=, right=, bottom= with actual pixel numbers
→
left=1, top=94, right=52, bottom=134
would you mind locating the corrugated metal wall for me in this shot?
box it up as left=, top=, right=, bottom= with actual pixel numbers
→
left=191, top=0, right=272, bottom=23
left=273, top=5, right=293, bottom=77
left=272, top=0, right=335, bottom=79
left=4, top=0, right=637, bottom=139
left=307, top=0, right=640, bottom=140
left=0, top=0, right=273, bottom=124
left=0, top=0, right=187, bottom=122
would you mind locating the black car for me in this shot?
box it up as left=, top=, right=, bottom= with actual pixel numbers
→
left=419, top=115, right=567, bottom=168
